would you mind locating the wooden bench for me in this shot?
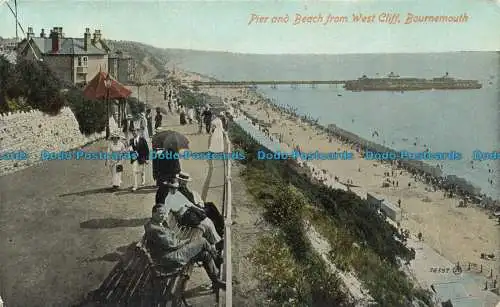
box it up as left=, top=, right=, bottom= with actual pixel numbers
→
left=86, top=212, right=204, bottom=307
left=137, top=213, right=204, bottom=307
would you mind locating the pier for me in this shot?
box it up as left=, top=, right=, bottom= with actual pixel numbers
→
left=190, top=80, right=347, bottom=88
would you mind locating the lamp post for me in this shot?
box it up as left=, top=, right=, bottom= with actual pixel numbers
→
left=104, top=74, right=112, bottom=139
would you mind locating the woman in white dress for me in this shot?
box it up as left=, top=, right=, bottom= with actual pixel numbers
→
left=187, top=107, right=194, bottom=124
left=105, top=132, right=127, bottom=189
left=208, top=116, right=225, bottom=153
left=139, top=112, right=150, bottom=140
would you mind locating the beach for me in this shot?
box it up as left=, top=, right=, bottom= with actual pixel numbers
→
left=176, top=70, right=499, bottom=281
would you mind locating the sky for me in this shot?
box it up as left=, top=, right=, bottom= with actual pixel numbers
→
left=0, top=0, right=499, bottom=54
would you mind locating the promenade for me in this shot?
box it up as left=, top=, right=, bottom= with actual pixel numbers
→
left=0, top=111, right=224, bottom=306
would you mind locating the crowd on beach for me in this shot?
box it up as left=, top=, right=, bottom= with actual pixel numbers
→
left=235, top=97, right=499, bottom=213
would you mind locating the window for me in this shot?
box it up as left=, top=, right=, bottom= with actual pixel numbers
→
left=77, top=56, right=88, bottom=67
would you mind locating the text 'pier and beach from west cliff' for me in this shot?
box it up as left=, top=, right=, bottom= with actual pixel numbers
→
left=248, top=12, right=470, bottom=25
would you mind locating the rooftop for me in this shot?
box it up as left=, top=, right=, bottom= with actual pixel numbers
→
left=29, top=37, right=107, bottom=55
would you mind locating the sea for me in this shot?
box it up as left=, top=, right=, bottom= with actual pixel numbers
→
left=173, top=52, right=500, bottom=199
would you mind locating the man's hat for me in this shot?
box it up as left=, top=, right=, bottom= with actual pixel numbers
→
left=110, top=131, right=121, bottom=139
left=176, top=172, right=191, bottom=182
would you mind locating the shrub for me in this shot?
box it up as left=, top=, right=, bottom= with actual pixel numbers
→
left=251, top=234, right=310, bottom=307
left=0, top=56, right=65, bottom=115
left=267, top=183, right=305, bottom=226
left=64, top=88, right=107, bottom=134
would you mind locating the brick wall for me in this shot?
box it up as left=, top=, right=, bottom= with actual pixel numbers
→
left=0, top=107, right=105, bottom=175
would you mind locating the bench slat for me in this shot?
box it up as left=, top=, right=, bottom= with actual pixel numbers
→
left=119, top=254, right=149, bottom=303
left=108, top=254, right=143, bottom=303
left=89, top=216, right=207, bottom=306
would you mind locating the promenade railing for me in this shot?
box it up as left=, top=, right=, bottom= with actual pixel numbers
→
left=220, top=131, right=233, bottom=307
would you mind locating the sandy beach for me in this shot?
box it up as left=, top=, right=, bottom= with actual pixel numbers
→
left=176, top=71, right=499, bottom=280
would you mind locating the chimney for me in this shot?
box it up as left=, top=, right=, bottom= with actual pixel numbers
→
left=83, top=28, right=91, bottom=51
left=58, top=27, right=64, bottom=38
left=27, top=27, right=34, bottom=39
left=51, top=28, right=61, bottom=53
left=92, top=29, right=101, bottom=43
left=40, top=28, right=45, bottom=38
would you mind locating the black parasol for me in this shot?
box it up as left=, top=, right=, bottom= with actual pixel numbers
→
left=152, top=130, right=190, bottom=151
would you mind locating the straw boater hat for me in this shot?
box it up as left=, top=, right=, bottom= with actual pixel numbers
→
left=176, top=172, right=191, bottom=182
left=110, top=131, right=121, bottom=139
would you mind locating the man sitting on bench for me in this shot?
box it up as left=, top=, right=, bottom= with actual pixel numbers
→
left=144, top=205, right=226, bottom=290
left=158, top=180, right=223, bottom=253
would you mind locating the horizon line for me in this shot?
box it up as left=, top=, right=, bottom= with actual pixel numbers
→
left=2, top=35, right=499, bottom=55
left=109, top=41, right=500, bottom=55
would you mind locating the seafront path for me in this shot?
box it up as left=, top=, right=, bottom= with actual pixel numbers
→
left=0, top=109, right=224, bottom=307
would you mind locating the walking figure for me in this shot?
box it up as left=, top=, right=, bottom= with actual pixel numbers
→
left=154, top=109, right=162, bottom=132
left=129, top=127, right=150, bottom=191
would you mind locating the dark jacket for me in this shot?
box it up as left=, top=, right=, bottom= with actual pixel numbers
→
left=144, top=221, right=184, bottom=261
left=130, top=136, right=150, bottom=164
left=153, top=149, right=181, bottom=183
left=202, top=110, right=212, bottom=123
left=121, top=118, right=129, bottom=133
left=154, top=113, right=163, bottom=128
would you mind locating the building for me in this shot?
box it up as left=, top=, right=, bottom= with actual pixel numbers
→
left=0, top=38, right=18, bottom=64
left=108, top=51, right=136, bottom=84
left=17, top=27, right=111, bottom=86
left=0, top=38, right=18, bottom=51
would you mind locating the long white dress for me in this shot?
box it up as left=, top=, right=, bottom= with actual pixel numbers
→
left=139, top=113, right=149, bottom=140
left=107, top=141, right=127, bottom=187
left=187, top=108, right=194, bottom=122
left=208, top=117, right=224, bottom=153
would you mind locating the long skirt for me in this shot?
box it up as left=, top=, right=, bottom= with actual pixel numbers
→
left=110, top=163, right=122, bottom=186
left=209, top=128, right=224, bottom=152
left=204, top=202, right=224, bottom=237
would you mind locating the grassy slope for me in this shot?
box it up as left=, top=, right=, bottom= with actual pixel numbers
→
left=229, top=122, right=433, bottom=307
